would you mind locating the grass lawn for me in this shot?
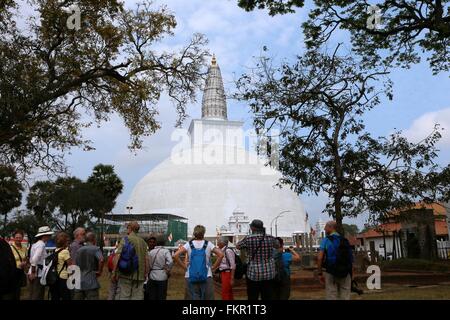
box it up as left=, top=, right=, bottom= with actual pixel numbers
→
left=23, top=263, right=450, bottom=300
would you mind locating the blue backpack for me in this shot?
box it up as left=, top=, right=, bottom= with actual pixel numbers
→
left=118, top=237, right=139, bottom=275
left=324, top=234, right=352, bottom=278
left=188, top=240, right=209, bottom=283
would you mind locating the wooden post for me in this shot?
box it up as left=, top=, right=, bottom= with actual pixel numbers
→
left=369, top=241, right=376, bottom=264
left=392, top=231, right=397, bottom=260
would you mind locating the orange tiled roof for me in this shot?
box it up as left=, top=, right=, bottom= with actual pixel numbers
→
left=358, top=218, right=448, bottom=239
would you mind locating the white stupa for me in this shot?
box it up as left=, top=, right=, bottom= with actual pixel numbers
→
left=126, top=56, right=309, bottom=238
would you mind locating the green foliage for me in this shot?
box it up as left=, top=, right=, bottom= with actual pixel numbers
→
left=342, top=223, right=359, bottom=236
left=237, top=0, right=304, bottom=15
left=236, top=0, right=450, bottom=74
left=25, top=164, right=122, bottom=233
left=4, top=210, right=57, bottom=240
left=0, top=165, right=23, bottom=232
left=87, top=164, right=123, bottom=216
left=303, top=1, right=450, bottom=74
left=0, top=0, right=209, bottom=178
left=235, top=45, right=450, bottom=231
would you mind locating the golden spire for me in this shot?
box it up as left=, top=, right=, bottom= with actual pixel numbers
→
left=211, top=54, right=217, bottom=66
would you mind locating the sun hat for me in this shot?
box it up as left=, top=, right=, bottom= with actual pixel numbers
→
left=35, top=226, right=54, bottom=238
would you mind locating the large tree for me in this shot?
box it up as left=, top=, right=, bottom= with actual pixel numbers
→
left=0, top=165, right=23, bottom=233
left=27, top=176, right=107, bottom=233
left=0, top=0, right=209, bottom=179
left=87, top=164, right=123, bottom=247
left=236, top=0, right=450, bottom=74
left=235, top=46, right=450, bottom=233
left=303, top=0, right=450, bottom=74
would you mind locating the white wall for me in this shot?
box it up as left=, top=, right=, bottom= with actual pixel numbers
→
left=361, top=236, right=396, bottom=258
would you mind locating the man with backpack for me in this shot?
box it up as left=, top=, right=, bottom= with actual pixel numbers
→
left=111, top=221, right=149, bottom=300
left=317, top=220, right=354, bottom=300
left=236, top=219, right=277, bottom=300
left=217, top=237, right=236, bottom=300
left=28, top=226, right=54, bottom=300
left=173, top=225, right=224, bottom=300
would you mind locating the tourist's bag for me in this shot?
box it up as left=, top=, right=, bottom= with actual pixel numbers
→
left=118, top=237, right=138, bottom=275
left=188, top=240, right=209, bottom=283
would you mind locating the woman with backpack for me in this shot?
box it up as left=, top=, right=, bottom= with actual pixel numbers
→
left=48, top=232, right=73, bottom=300
left=173, top=225, right=224, bottom=300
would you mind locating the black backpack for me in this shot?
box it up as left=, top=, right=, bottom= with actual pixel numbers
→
left=222, top=247, right=246, bottom=280
left=42, top=248, right=66, bottom=286
left=324, top=235, right=352, bottom=278
left=230, top=249, right=246, bottom=280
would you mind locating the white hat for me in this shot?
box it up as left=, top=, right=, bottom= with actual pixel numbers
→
left=35, top=226, right=54, bottom=238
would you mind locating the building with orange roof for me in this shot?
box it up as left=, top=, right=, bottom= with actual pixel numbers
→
left=357, top=202, right=449, bottom=260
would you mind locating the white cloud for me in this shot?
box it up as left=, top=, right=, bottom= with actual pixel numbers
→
left=403, top=108, right=450, bottom=147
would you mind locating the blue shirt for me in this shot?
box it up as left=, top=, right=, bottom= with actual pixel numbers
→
left=319, top=232, right=354, bottom=264
left=319, top=232, right=340, bottom=252
left=281, top=252, right=293, bottom=276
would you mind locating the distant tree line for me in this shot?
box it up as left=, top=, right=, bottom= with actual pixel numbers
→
left=0, top=164, right=123, bottom=239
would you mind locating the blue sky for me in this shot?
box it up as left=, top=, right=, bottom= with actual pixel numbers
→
left=62, top=0, right=450, bottom=229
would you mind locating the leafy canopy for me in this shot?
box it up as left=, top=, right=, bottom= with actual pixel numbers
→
left=235, top=45, right=449, bottom=229
left=0, top=0, right=209, bottom=178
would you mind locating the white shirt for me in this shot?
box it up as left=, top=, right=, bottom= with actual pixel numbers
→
left=148, top=247, right=173, bottom=281
left=183, top=240, right=216, bottom=278
left=28, top=240, right=47, bottom=277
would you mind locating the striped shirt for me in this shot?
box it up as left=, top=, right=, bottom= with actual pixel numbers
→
left=237, top=233, right=276, bottom=281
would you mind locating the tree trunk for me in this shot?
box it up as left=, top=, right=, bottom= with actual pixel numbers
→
left=332, top=112, right=346, bottom=236
left=334, top=198, right=344, bottom=235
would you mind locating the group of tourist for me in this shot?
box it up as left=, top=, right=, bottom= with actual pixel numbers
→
left=0, top=218, right=354, bottom=301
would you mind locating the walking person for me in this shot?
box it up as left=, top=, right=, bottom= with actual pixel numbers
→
left=317, top=221, right=354, bottom=300
left=111, top=221, right=149, bottom=300
left=174, top=225, right=224, bottom=300
left=74, top=232, right=104, bottom=300
left=28, top=226, right=54, bottom=300
left=69, top=227, right=86, bottom=263
left=10, top=230, right=28, bottom=300
left=217, top=237, right=236, bottom=300
left=49, top=232, right=73, bottom=300
left=145, top=236, right=173, bottom=300
left=236, top=219, right=277, bottom=300
left=274, top=237, right=300, bottom=300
